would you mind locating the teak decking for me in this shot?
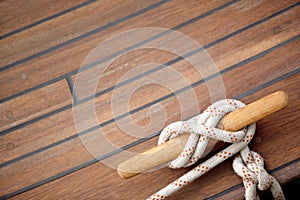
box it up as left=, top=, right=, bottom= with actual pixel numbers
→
left=0, top=0, right=299, bottom=199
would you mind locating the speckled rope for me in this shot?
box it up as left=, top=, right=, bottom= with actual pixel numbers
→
left=233, top=147, right=285, bottom=200
left=147, top=99, right=285, bottom=200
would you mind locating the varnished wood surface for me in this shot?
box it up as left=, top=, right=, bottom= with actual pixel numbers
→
left=0, top=0, right=88, bottom=38
left=0, top=0, right=299, bottom=199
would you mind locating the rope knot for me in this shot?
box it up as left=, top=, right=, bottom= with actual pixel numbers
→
left=233, top=147, right=285, bottom=200
left=158, top=99, right=247, bottom=169
left=148, top=99, right=284, bottom=200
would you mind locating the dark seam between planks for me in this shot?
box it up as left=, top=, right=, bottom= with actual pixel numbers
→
left=0, top=0, right=96, bottom=40
left=1, top=0, right=298, bottom=105
left=0, top=0, right=171, bottom=73
left=66, top=77, right=79, bottom=104
left=1, top=70, right=299, bottom=200
left=75, top=0, right=241, bottom=73
left=0, top=70, right=77, bottom=104
left=0, top=35, right=298, bottom=168
left=0, top=0, right=240, bottom=104
left=0, top=104, right=73, bottom=136
left=205, top=157, right=300, bottom=200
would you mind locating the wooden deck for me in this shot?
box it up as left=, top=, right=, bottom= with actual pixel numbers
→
left=1, top=0, right=299, bottom=199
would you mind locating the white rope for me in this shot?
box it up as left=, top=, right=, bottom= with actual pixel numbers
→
left=147, top=99, right=285, bottom=200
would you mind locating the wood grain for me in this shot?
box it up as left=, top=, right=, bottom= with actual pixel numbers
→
left=8, top=73, right=299, bottom=200
left=0, top=0, right=160, bottom=69
left=0, top=108, right=76, bottom=164
left=0, top=80, right=72, bottom=132
left=0, top=0, right=87, bottom=37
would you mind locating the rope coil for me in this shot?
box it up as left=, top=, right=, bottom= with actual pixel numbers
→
left=147, top=99, right=285, bottom=200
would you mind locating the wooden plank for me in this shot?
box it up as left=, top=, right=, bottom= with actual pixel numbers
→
left=72, top=4, right=300, bottom=101
left=7, top=72, right=299, bottom=199
left=0, top=0, right=229, bottom=100
left=0, top=0, right=161, bottom=69
left=208, top=6, right=300, bottom=71
left=0, top=0, right=87, bottom=38
left=1, top=3, right=299, bottom=175
left=1, top=0, right=296, bottom=100
left=1, top=33, right=298, bottom=197
left=0, top=108, right=76, bottom=165
left=0, top=80, right=72, bottom=132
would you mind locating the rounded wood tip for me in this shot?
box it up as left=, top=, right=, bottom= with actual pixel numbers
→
left=117, top=166, right=126, bottom=179
left=117, top=165, right=138, bottom=179
left=117, top=133, right=190, bottom=179
left=222, top=90, right=289, bottom=131
left=276, top=90, right=289, bottom=105
left=117, top=170, right=130, bottom=179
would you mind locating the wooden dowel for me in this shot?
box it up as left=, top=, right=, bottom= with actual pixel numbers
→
left=117, top=91, right=289, bottom=178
